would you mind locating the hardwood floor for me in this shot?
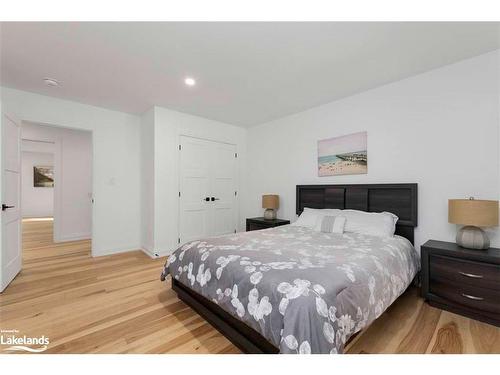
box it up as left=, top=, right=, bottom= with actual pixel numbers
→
left=0, top=219, right=498, bottom=354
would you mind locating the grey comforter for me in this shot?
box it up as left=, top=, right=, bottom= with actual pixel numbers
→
left=161, top=225, right=419, bottom=354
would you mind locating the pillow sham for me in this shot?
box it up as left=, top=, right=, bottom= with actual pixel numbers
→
left=291, top=207, right=341, bottom=228
left=314, top=215, right=346, bottom=234
left=342, top=209, right=398, bottom=237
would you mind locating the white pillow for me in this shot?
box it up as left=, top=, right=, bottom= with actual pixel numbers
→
left=291, top=207, right=341, bottom=228
left=314, top=215, right=346, bottom=234
left=342, top=210, right=398, bottom=237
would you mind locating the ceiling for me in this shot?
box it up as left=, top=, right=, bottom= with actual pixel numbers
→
left=1, top=22, right=499, bottom=127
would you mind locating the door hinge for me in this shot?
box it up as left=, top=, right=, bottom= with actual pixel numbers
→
left=235, top=152, right=237, bottom=158
left=179, top=144, right=181, bottom=150
left=178, top=191, right=181, bottom=197
left=234, top=191, right=237, bottom=196
left=178, top=238, right=181, bottom=244
left=234, top=229, right=237, bottom=233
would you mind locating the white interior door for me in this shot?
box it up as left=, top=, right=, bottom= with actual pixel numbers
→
left=179, top=136, right=237, bottom=244
left=211, top=142, right=237, bottom=236
left=179, top=137, right=212, bottom=244
left=1, top=113, right=21, bottom=292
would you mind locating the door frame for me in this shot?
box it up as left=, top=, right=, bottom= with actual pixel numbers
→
left=177, top=134, right=239, bottom=246
left=17, top=120, right=95, bottom=254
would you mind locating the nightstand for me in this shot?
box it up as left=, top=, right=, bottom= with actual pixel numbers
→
left=421, top=240, right=500, bottom=327
left=246, top=217, right=290, bottom=231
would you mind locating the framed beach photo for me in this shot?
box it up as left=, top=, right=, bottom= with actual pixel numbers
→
left=318, top=131, right=367, bottom=176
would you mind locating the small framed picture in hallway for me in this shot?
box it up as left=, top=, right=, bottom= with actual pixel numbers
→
left=33, top=165, right=54, bottom=187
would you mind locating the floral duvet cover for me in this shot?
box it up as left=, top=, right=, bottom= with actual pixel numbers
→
left=161, top=225, right=419, bottom=354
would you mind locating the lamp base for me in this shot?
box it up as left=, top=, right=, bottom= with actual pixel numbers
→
left=456, top=225, right=490, bottom=250
left=263, top=208, right=276, bottom=220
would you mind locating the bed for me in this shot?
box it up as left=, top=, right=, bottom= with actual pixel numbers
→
left=161, top=183, right=419, bottom=354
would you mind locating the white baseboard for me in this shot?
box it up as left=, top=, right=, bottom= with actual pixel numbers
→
left=141, top=247, right=157, bottom=259
left=54, top=232, right=91, bottom=242
left=141, top=247, right=171, bottom=258
left=22, top=214, right=54, bottom=219
left=92, top=244, right=141, bottom=257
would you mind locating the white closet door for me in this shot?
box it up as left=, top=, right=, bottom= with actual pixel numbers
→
left=211, top=142, right=237, bottom=236
left=179, top=137, right=212, bottom=244
left=1, top=113, right=22, bottom=292
left=179, top=136, right=237, bottom=244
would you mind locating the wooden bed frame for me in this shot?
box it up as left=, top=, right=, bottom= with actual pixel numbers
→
left=172, top=183, right=418, bottom=353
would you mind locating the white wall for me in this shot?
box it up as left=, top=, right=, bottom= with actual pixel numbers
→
left=22, top=123, right=92, bottom=241
left=0, top=87, right=141, bottom=256
left=21, top=150, right=54, bottom=218
left=141, top=106, right=246, bottom=256
left=244, top=50, right=500, bottom=250
left=3, top=51, right=498, bottom=259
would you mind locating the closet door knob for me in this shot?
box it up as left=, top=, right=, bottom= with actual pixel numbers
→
left=203, top=197, right=210, bottom=202
left=211, top=197, right=220, bottom=201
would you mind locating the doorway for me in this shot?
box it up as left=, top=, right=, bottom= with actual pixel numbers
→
left=21, top=121, right=93, bottom=243
left=1, top=119, right=93, bottom=292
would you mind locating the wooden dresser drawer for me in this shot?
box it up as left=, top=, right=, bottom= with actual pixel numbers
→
left=246, top=218, right=290, bottom=232
left=430, top=278, right=500, bottom=315
left=430, top=254, right=500, bottom=291
left=247, top=222, right=269, bottom=231
left=422, top=240, right=500, bottom=327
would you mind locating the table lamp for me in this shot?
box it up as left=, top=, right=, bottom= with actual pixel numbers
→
left=262, top=194, right=279, bottom=220
left=448, top=197, right=499, bottom=250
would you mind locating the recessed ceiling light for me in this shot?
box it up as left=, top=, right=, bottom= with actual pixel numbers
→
left=43, top=78, right=60, bottom=87
left=184, top=77, right=196, bottom=87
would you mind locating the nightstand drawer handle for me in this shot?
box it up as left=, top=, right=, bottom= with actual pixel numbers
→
left=461, top=293, right=484, bottom=301
left=458, top=271, right=483, bottom=279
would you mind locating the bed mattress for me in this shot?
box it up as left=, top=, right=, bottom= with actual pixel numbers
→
left=161, top=225, right=419, bottom=354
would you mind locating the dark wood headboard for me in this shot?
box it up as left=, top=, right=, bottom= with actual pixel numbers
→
left=296, top=183, right=418, bottom=244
